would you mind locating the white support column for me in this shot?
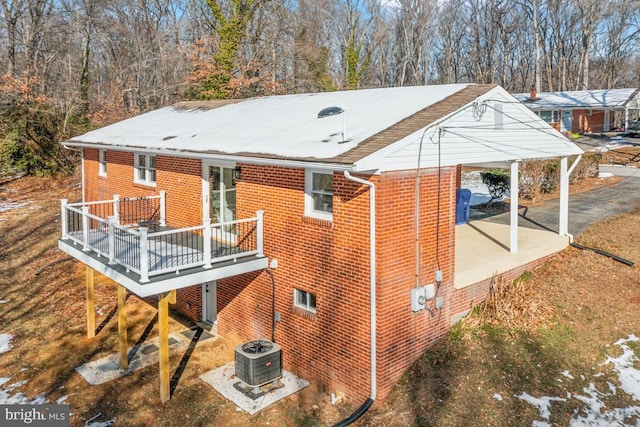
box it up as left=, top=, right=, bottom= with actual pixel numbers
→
left=82, top=206, right=90, bottom=251
left=625, top=108, right=630, bottom=135
left=108, top=215, right=117, bottom=265
left=139, top=227, right=150, bottom=283
left=256, top=210, right=265, bottom=256
left=559, top=157, right=569, bottom=236
left=159, top=190, right=167, bottom=226
left=510, top=162, right=519, bottom=254
left=113, top=194, right=120, bottom=224
left=203, top=218, right=212, bottom=269
left=60, top=199, right=68, bottom=239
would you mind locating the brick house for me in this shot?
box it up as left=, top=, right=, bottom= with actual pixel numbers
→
left=514, top=87, right=640, bottom=134
left=59, top=83, right=582, bottom=405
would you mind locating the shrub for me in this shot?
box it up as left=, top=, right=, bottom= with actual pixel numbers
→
left=480, top=169, right=510, bottom=205
left=519, top=160, right=559, bottom=201
left=570, top=154, right=600, bottom=183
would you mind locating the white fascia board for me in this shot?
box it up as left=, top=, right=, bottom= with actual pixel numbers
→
left=63, top=141, right=353, bottom=172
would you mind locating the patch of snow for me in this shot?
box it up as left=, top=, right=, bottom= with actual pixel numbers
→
left=0, top=333, right=13, bottom=353
left=493, top=393, right=503, bottom=401
left=562, top=371, right=574, bottom=380
left=85, top=413, right=115, bottom=427
left=0, top=379, right=47, bottom=405
left=603, top=335, right=640, bottom=400
left=0, top=201, right=29, bottom=213
left=517, top=335, right=640, bottom=427
left=516, top=393, right=566, bottom=420
left=598, top=172, right=614, bottom=179
left=0, top=300, right=8, bottom=303
left=461, top=170, right=500, bottom=207
left=57, top=394, right=73, bottom=404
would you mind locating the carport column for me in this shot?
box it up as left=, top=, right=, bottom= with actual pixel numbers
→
left=85, top=266, right=95, bottom=338
left=159, top=290, right=176, bottom=403
left=625, top=108, right=630, bottom=135
left=510, top=161, right=519, bottom=253
left=117, top=284, right=128, bottom=369
left=559, top=157, right=569, bottom=236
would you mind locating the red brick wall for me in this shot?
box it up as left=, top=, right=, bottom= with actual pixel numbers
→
left=573, top=109, right=606, bottom=133
left=81, top=149, right=558, bottom=404
left=216, top=165, right=375, bottom=401
left=375, top=167, right=457, bottom=400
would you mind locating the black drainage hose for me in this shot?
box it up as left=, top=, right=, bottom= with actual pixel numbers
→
left=570, top=242, right=634, bottom=267
left=332, top=398, right=374, bottom=427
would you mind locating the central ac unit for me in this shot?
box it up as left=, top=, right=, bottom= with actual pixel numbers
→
left=235, top=340, right=282, bottom=388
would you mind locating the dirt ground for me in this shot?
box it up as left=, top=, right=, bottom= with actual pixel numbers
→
left=1, top=171, right=639, bottom=426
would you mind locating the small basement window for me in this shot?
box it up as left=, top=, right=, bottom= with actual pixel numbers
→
left=98, top=149, right=107, bottom=176
left=135, top=153, right=156, bottom=186
left=294, top=288, right=316, bottom=313
left=305, top=170, right=333, bottom=220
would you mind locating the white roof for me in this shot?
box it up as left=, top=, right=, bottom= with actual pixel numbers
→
left=513, top=88, right=640, bottom=110
left=68, top=84, right=583, bottom=173
left=70, top=84, right=468, bottom=160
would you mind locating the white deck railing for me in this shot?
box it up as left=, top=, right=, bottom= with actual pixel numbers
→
left=60, top=196, right=264, bottom=283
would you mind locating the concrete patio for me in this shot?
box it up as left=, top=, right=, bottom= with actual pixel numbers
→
left=455, top=218, right=568, bottom=289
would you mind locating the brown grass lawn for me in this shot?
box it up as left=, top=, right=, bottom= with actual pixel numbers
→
left=1, top=174, right=639, bottom=426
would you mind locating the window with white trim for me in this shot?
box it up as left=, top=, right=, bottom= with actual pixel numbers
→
left=538, top=110, right=559, bottom=123
left=305, top=170, right=333, bottom=220
left=98, top=149, right=107, bottom=176
left=294, top=288, right=316, bottom=313
left=135, top=154, right=156, bottom=185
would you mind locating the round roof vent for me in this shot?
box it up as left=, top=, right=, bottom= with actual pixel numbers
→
left=317, top=106, right=344, bottom=118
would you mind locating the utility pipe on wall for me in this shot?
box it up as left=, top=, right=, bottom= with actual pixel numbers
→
left=343, top=171, right=377, bottom=403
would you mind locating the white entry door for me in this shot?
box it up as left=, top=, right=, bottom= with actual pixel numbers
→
left=203, top=281, right=217, bottom=324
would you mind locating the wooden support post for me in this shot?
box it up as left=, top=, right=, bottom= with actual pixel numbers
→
left=158, top=290, right=175, bottom=403
left=85, top=266, right=95, bottom=338
left=117, top=284, right=128, bottom=370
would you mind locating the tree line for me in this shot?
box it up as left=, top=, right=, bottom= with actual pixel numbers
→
left=0, top=0, right=639, bottom=175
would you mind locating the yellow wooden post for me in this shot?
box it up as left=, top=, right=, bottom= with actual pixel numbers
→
left=85, top=266, right=95, bottom=338
left=117, top=284, right=128, bottom=369
left=159, top=290, right=175, bottom=403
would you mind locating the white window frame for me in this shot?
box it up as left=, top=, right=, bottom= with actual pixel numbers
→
left=304, top=169, right=333, bottom=221
left=538, top=110, right=559, bottom=123
left=134, top=153, right=157, bottom=186
left=98, top=149, right=107, bottom=177
left=294, top=288, right=316, bottom=313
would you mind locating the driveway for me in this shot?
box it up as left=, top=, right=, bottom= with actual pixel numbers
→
left=481, top=165, right=640, bottom=237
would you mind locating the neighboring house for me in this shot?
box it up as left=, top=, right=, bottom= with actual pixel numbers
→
left=514, top=88, right=640, bottom=134
left=58, top=84, right=582, bottom=405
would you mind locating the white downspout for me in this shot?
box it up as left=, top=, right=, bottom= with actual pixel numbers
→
left=343, top=170, right=376, bottom=401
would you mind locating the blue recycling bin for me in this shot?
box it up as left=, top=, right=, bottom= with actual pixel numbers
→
left=456, top=189, right=472, bottom=225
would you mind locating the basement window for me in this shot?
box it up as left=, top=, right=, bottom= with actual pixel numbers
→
left=135, top=153, right=156, bottom=186
left=294, top=288, right=316, bottom=313
left=98, top=149, right=107, bottom=177
left=305, top=169, right=333, bottom=221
